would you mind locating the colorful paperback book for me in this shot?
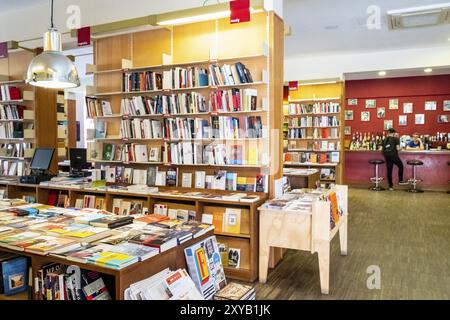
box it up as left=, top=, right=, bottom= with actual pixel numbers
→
left=111, top=242, right=159, bottom=261
left=87, top=251, right=138, bottom=270
left=25, top=236, right=76, bottom=255
left=184, top=236, right=227, bottom=300
left=66, top=244, right=114, bottom=263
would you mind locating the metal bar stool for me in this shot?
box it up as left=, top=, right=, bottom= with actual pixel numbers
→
left=407, top=160, right=424, bottom=193
left=369, top=159, right=385, bottom=191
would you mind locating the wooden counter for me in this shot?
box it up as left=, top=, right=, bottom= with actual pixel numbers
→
left=345, top=150, right=450, bottom=191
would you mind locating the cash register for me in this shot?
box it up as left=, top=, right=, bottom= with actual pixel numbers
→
left=20, top=148, right=56, bottom=184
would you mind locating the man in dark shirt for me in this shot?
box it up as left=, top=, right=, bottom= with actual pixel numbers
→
left=382, top=128, right=408, bottom=191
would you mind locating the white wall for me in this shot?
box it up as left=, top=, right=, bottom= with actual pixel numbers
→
left=284, top=44, right=450, bottom=81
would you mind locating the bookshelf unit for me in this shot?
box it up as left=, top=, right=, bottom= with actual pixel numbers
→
left=0, top=50, right=60, bottom=177
left=283, top=83, right=345, bottom=184
left=84, top=11, right=283, bottom=282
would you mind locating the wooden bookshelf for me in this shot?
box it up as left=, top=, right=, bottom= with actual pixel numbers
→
left=0, top=50, right=59, bottom=177
left=283, top=82, right=345, bottom=184
left=81, top=10, right=283, bottom=283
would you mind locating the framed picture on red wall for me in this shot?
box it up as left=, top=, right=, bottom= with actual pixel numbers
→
left=425, top=101, right=437, bottom=111
left=361, top=111, right=370, bottom=122
left=443, top=100, right=450, bottom=111
left=365, top=99, right=376, bottom=109
left=377, top=107, right=385, bottom=119
left=384, top=120, right=393, bottom=130
left=415, top=114, right=425, bottom=125
left=403, top=103, right=413, bottom=114
left=438, top=115, right=449, bottom=123
left=347, top=99, right=358, bottom=106
left=344, top=126, right=352, bottom=135
left=345, top=110, right=354, bottom=121
left=399, top=115, right=407, bottom=126
left=389, top=99, right=399, bottom=110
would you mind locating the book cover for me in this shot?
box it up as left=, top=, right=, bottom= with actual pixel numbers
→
left=1, top=256, right=28, bottom=296
left=184, top=236, right=227, bottom=300
left=223, top=209, right=241, bottom=234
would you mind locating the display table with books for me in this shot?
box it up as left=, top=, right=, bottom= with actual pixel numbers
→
left=258, top=185, right=348, bottom=294
left=2, top=178, right=267, bottom=282
left=0, top=201, right=216, bottom=300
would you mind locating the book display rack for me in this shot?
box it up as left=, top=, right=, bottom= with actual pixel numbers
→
left=81, top=11, right=283, bottom=282
left=283, top=83, right=345, bottom=184
left=0, top=50, right=60, bottom=178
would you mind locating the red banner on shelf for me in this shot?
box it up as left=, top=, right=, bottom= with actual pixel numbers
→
left=289, top=81, right=298, bottom=91
left=77, top=26, right=91, bottom=47
left=230, top=0, right=250, bottom=24
left=0, top=42, right=8, bottom=59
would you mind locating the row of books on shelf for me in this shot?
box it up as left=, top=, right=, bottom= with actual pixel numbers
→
left=0, top=85, right=21, bottom=102
left=85, top=98, right=113, bottom=118
left=287, top=102, right=340, bottom=115
left=287, top=140, right=341, bottom=152
left=121, top=92, right=208, bottom=116
left=0, top=105, right=26, bottom=120
left=122, top=62, right=254, bottom=93
left=0, top=122, right=33, bottom=139
left=37, top=176, right=264, bottom=202
left=284, top=151, right=340, bottom=164
left=89, top=88, right=260, bottom=119
left=1, top=160, right=28, bottom=176
left=119, top=118, right=163, bottom=140
left=34, top=264, right=111, bottom=300
left=288, top=116, right=340, bottom=128
left=89, top=140, right=264, bottom=166
left=288, top=127, right=339, bottom=139
left=98, top=165, right=269, bottom=193
left=166, top=141, right=261, bottom=165
left=0, top=143, right=33, bottom=158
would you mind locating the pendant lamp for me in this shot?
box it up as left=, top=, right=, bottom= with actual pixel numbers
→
left=26, top=0, right=80, bottom=89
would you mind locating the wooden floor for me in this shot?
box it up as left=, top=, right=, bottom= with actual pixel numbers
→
left=254, top=188, right=450, bottom=300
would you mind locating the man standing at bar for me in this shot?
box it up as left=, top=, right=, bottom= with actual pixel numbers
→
left=382, top=128, right=408, bottom=191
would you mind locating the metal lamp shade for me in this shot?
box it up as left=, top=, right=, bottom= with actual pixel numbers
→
left=26, top=29, right=80, bottom=89
left=26, top=51, right=80, bottom=89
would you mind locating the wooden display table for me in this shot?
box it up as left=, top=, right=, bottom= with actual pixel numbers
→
left=0, top=231, right=213, bottom=300
left=1, top=182, right=266, bottom=282
left=258, top=185, right=348, bottom=294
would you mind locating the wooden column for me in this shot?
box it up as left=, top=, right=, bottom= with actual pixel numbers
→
left=67, top=99, right=77, bottom=149
left=35, top=87, right=58, bottom=174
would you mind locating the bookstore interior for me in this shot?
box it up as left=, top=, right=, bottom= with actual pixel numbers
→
left=0, top=0, right=448, bottom=302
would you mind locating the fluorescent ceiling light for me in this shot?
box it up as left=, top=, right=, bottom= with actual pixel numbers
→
left=378, top=71, right=387, bottom=76
left=156, top=3, right=264, bottom=26
left=424, top=68, right=433, bottom=73
left=158, top=10, right=231, bottom=25
left=388, top=3, right=450, bottom=29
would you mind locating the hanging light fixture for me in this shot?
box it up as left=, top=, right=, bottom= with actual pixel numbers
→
left=26, top=0, right=80, bottom=89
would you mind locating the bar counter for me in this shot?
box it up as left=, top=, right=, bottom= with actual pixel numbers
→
left=345, top=150, right=450, bottom=191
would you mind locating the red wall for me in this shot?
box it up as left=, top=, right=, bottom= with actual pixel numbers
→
left=345, top=75, right=450, bottom=136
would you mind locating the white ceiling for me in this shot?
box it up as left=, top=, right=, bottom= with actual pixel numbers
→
left=284, top=0, right=450, bottom=57
left=0, top=0, right=48, bottom=13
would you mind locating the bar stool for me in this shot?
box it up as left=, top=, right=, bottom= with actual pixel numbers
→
left=369, top=159, right=385, bottom=191
left=406, top=160, right=424, bottom=193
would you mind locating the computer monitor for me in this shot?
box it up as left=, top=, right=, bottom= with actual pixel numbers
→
left=30, top=148, right=55, bottom=172
left=69, top=148, right=87, bottom=174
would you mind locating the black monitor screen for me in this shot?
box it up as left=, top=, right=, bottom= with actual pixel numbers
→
left=30, top=148, right=55, bottom=171
left=70, top=148, right=87, bottom=171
